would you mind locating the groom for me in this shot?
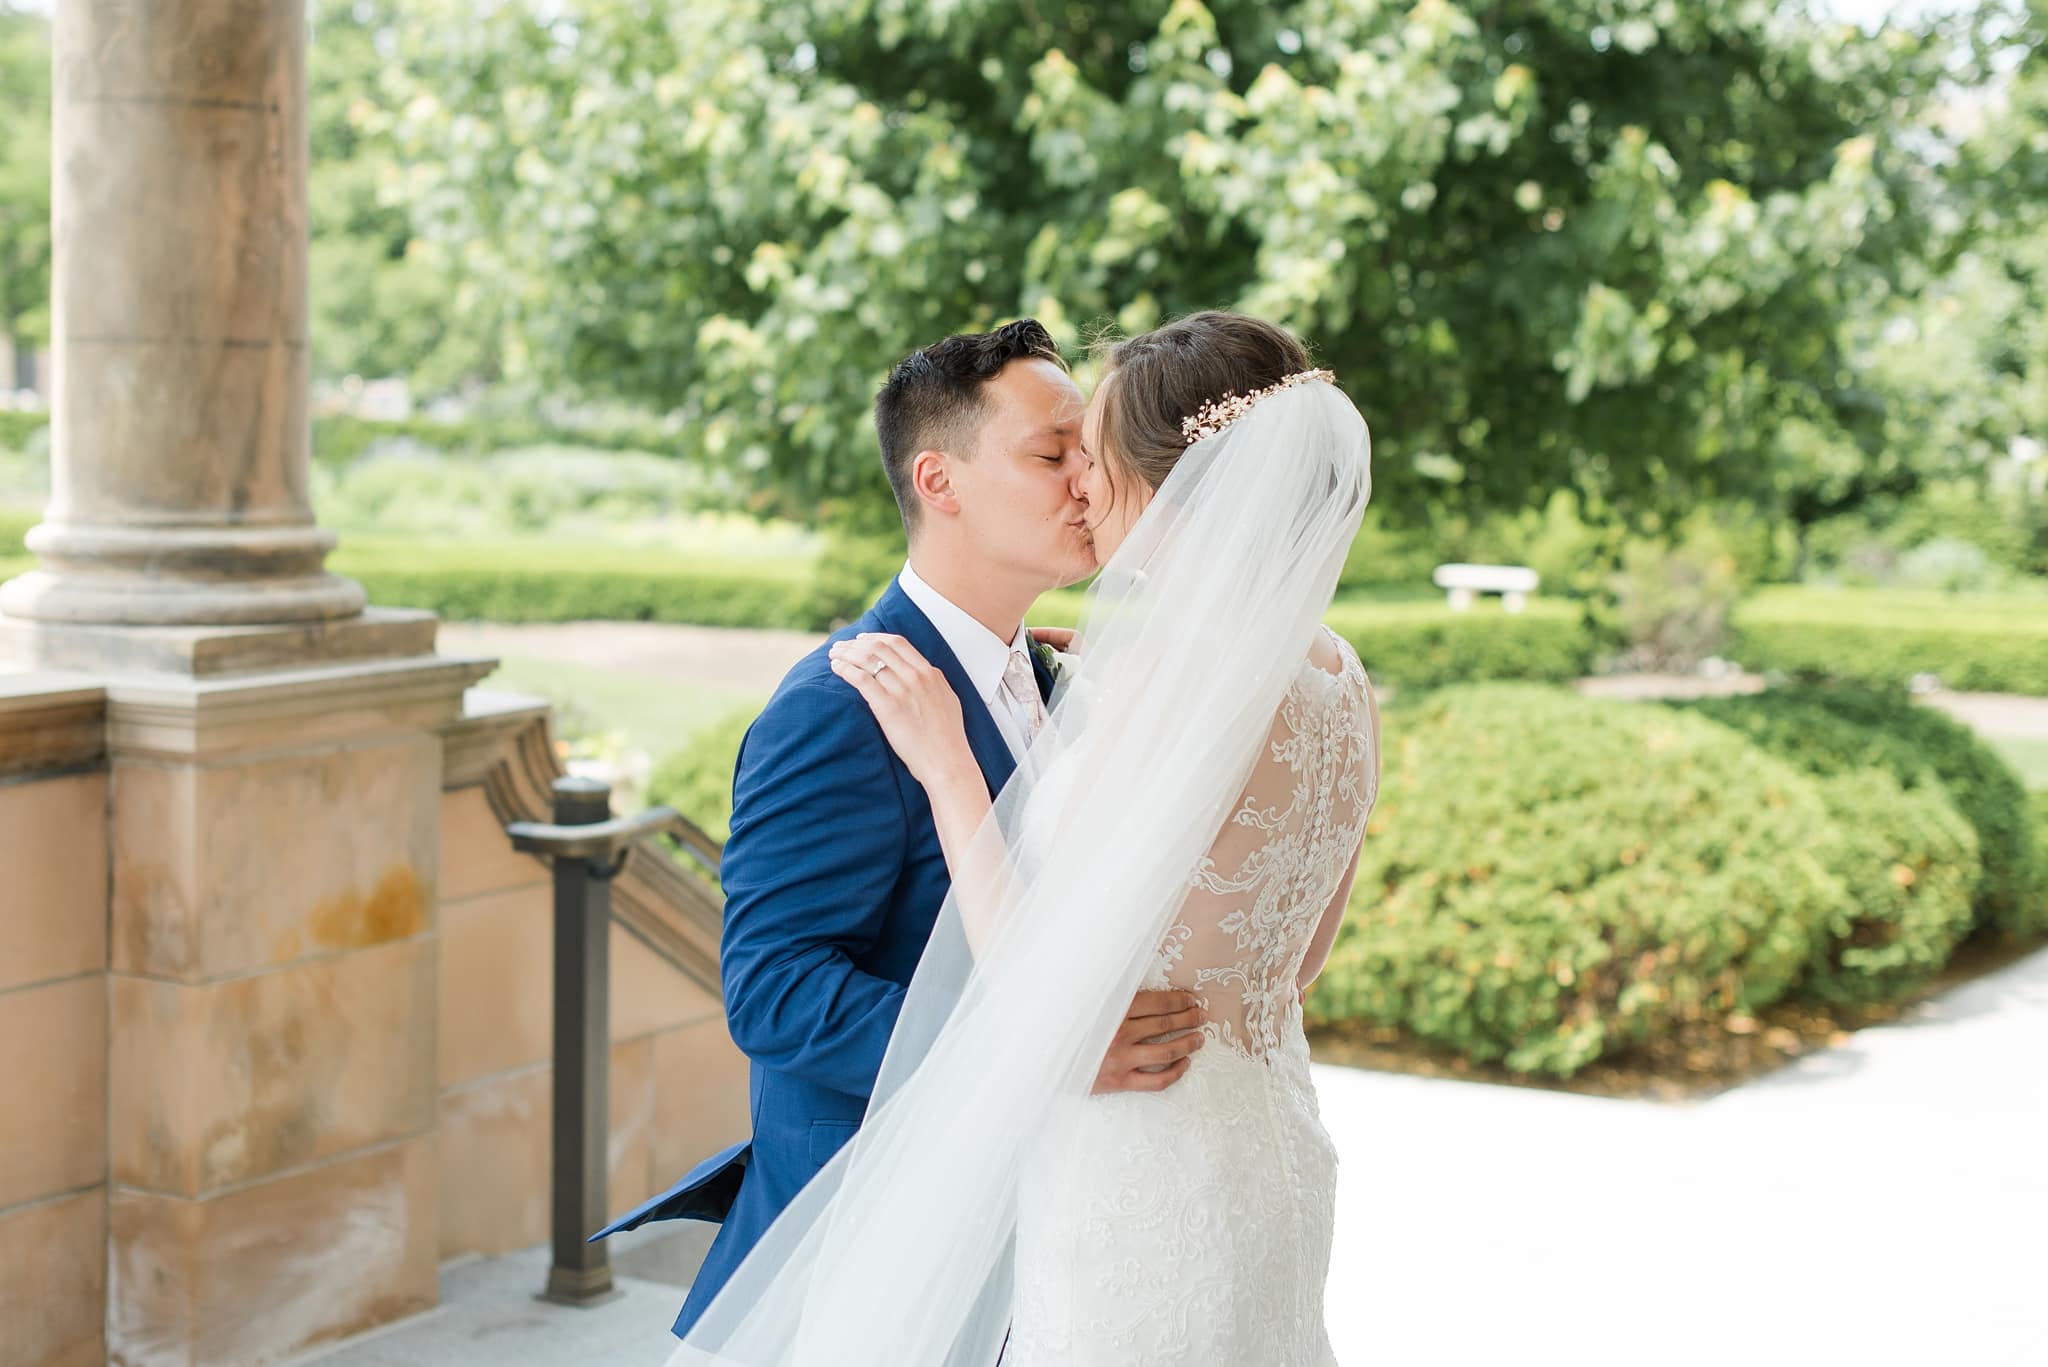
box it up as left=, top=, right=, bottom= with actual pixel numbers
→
left=591, top=320, right=1208, bottom=1339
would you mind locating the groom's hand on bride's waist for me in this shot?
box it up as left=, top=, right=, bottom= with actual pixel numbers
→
left=1092, top=990, right=1206, bottom=1095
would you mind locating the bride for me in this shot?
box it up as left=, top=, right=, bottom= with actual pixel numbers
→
left=668, top=311, right=1378, bottom=1367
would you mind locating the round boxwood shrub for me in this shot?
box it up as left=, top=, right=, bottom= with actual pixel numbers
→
left=1797, top=771, right=1977, bottom=1004
left=1684, top=685, right=2043, bottom=939
left=1305, top=684, right=1843, bottom=1076
left=646, top=706, right=760, bottom=845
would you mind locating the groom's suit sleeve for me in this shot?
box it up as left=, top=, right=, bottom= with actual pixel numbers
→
left=719, top=681, right=911, bottom=1102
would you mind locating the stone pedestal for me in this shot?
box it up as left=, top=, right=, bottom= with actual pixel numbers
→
left=0, top=0, right=362, bottom=626
left=0, top=2, right=542, bottom=1359
left=1, top=622, right=495, bottom=1364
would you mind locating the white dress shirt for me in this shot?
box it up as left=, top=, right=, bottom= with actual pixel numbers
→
left=896, top=562, right=1040, bottom=761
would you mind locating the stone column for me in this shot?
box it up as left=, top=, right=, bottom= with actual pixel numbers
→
left=0, top=4, right=509, bottom=1359
left=0, top=0, right=362, bottom=626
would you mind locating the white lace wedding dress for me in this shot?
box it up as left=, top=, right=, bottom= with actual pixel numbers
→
left=1005, top=629, right=1378, bottom=1367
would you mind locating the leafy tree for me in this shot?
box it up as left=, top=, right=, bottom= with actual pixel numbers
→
left=1817, top=0, right=2047, bottom=571
left=386, top=0, right=1973, bottom=529
left=0, top=4, right=50, bottom=388
left=1879, top=0, right=2045, bottom=467
left=308, top=0, right=498, bottom=390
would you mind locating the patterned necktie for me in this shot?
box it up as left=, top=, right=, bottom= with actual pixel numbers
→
left=1000, top=648, right=1049, bottom=742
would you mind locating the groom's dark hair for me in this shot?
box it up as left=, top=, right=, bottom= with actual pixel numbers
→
left=875, top=319, right=1067, bottom=533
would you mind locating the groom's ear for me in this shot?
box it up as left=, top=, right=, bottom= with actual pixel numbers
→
left=909, top=448, right=961, bottom=521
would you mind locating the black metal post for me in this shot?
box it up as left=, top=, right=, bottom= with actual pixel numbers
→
left=541, top=775, right=619, bottom=1307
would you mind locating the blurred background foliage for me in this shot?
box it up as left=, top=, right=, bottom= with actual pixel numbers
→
left=372, top=0, right=2010, bottom=536
left=2, top=0, right=2045, bottom=1083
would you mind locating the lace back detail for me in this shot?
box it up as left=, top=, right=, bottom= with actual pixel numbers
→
left=1143, top=629, right=1377, bottom=1062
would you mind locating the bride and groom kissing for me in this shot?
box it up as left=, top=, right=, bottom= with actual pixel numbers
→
left=598, top=311, right=1380, bottom=1366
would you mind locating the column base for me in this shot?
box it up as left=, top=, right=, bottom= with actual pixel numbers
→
left=0, top=605, right=439, bottom=677
left=0, top=521, right=366, bottom=626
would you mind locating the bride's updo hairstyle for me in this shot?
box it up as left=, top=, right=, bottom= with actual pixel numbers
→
left=1091, top=310, right=1311, bottom=509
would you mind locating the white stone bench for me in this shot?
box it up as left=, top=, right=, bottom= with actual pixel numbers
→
left=1432, top=563, right=1539, bottom=613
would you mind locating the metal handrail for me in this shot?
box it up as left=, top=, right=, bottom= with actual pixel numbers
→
left=508, top=805, right=723, bottom=878
left=506, top=775, right=726, bottom=1308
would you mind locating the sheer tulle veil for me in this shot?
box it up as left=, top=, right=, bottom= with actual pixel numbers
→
left=664, top=376, right=1371, bottom=1367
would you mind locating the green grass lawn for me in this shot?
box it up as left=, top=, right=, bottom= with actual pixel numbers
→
left=475, top=648, right=762, bottom=760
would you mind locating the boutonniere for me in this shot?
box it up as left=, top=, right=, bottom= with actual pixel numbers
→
left=1028, top=636, right=1070, bottom=686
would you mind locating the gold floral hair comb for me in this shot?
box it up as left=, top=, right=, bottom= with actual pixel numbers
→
left=1179, top=368, right=1336, bottom=446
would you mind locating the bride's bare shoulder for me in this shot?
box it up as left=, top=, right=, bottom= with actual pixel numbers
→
left=1304, top=624, right=1363, bottom=680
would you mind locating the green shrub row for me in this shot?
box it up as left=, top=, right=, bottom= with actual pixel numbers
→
left=0, top=507, right=33, bottom=554
left=1795, top=771, right=1979, bottom=1004
left=1682, top=685, right=2046, bottom=940
left=1323, top=599, right=1596, bottom=691
left=1732, top=587, right=2048, bottom=696
left=332, top=539, right=817, bottom=630
left=321, top=536, right=812, bottom=627
left=1302, top=683, right=2033, bottom=1074
left=654, top=680, right=2032, bottom=1077
left=311, top=410, right=683, bottom=467
left=1029, top=590, right=1597, bottom=693
left=351, top=564, right=812, bottom=629
left=646, top=707, right=757, bottom=845
left=0, top=411, right=47, bottom=451
left=1303, top=685, right=1854, bottom=1074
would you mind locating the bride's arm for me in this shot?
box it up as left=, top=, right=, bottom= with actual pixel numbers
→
left=827, top=634, right=1003, bottom=945
left=832, top=631, right=1208, bottom=1090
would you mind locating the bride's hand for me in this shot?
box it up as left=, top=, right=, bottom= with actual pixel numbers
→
left=1029, top=627, right=1079, bottom=654
left=828, top=633, right=978, bottom=789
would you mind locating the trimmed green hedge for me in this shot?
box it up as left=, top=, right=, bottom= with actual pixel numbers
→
left=2033, top=794, right=2048, bottom=924
left=1733, top=587, right=2048, bottom=696
left=1682, top=686, right=2045, bottom=940
left=0, top=508, right=33, bottom=555
left=1031, top=589, right=1597, bottom=692
left=311, top=411, right=681, bottom=467
left=1798, top=771, right=1978, bottom=1004
left=328, top=537, right=819, bottom=630
left=1304, top=685, right=1849, bottom=1074
left=646, top=707, right=757, bottom=845
left=1323, top=598, right=1596, bottom=691
left=0, top=411, right=48, bottom=451
left=653, top=681, right=2031, bottom=1076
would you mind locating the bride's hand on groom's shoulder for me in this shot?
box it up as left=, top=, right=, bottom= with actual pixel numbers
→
left=1028, top=627, right=1078, bottom=653
left=829, top=633, right=977, bottom=789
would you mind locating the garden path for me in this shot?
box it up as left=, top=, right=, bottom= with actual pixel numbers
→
left=1317, top=940, right=2047, bottom=1364
left=440, top=620, right=2048, bottom=744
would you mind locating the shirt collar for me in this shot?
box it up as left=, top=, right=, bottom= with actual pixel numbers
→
left=897, top=561, right=1028, bottom=706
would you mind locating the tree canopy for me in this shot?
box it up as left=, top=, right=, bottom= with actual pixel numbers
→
left=0, top=4, right=51, bottom=367
left=308, top=0, right=497, bottom=392
left=383, top=0, right=1988, bottom=528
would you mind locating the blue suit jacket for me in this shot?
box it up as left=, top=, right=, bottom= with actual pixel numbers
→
left=589, top=577, right=1052, bottom=1339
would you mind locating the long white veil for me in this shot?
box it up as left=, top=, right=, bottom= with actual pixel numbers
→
left=665, top=377, right=1371, bottom=1367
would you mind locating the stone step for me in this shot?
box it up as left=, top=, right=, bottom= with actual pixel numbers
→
left=292, top=1224, right=713, bottom=1367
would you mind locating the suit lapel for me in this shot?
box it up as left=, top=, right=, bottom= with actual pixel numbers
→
left=871, top=579, right=1017, bottom=796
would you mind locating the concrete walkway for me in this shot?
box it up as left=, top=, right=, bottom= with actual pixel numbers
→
left=443, top=623, right=2048, bottom=747
left=436, top=621, right=825, bottom=699
left=308, top=944, right=2046, bottom=1367
left=1319, top=942, right=2048, bottom=1366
